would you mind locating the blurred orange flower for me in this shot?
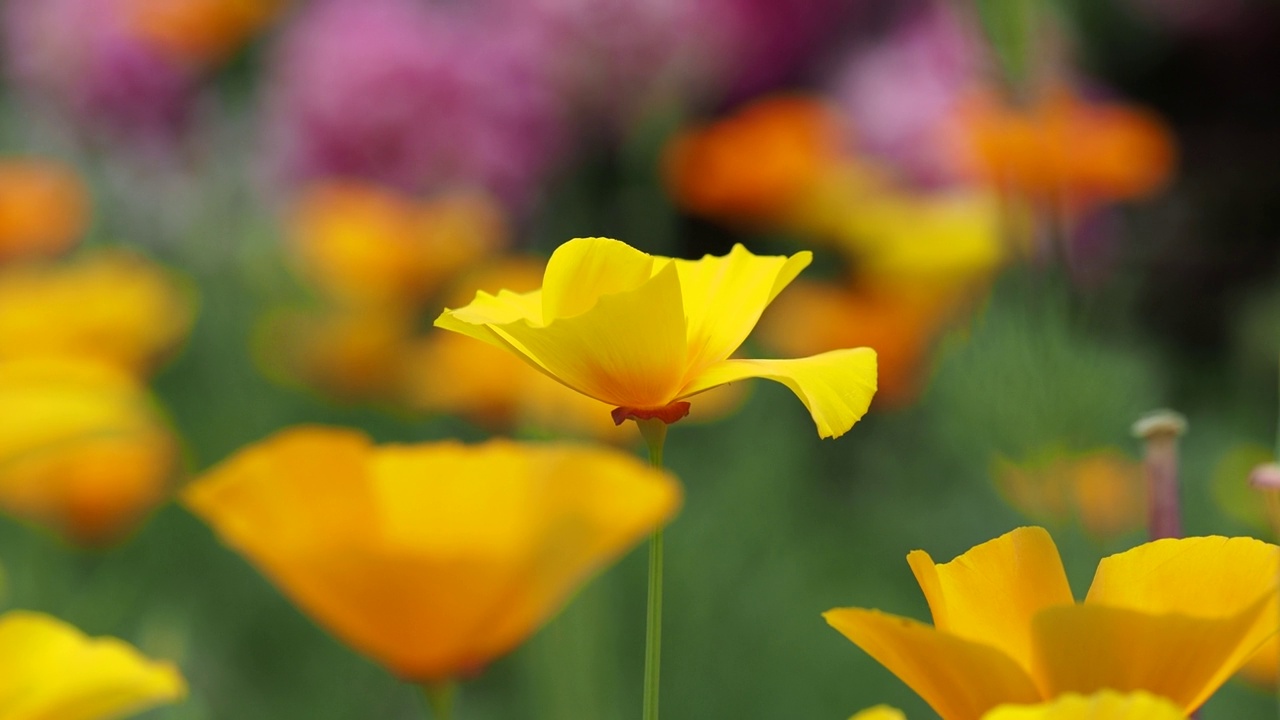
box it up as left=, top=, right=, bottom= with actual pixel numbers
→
left=0, top=610, right=186, bottom=719
left=826, top=527, right=1278, bottom=720
left=126, top=0, right=285, bottom=65
left=183, top=426, right=681, bottom=681
left=664, top=95, right=845, bottom=222
left=0, top=251, right=194, bottom=375
left=0, top=357, right=178, bottom=545
left=759, top=279, right=963, bottom=408
left=288, top=181, right=507, bottom=310
left=993, top=449, right=1146, bottom=541
left=0, top=159, right=91, bottom=263
left=956, top=88, right=1176, bottom=210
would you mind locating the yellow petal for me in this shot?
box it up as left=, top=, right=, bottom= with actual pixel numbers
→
left=824, top=608, right=1042, bottom=720
left=674, top=244, right=811, bottom=375
left=0, top=357, right=177, bottom=545
left=1030, top=595, right=1273, bottom=712
left=981, top=691, right=1188, bottom=720
left=850, top=706, right=908, bottom=720
left=540, top=237, right=660, bottom=321
left=679, top=348, right=877, bottom=438
left=908, top=527, right=1074, bottom=684
left=184, top=428, right=681, bottom=681
left=0, top=610, right=185, bottom=720
left=1084, top=535, right=1279, bottom=617
left=479, top=262, right=689, bottom=408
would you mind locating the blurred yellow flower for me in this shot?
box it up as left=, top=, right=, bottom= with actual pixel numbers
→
left=851, top=692, right=1187, bottom=720
left=435, top=237, right=877, bottom=437
left=956, top=88, right=1176, bottom=210
left=0, top=357, right=178, bottom=545
left=126, top=0, right=285, bottom=65
left=825, top=526, right=1278, bottom=720
left=288, top=181, right=507, bottom=309
left=0, top=251, right=194, bottom=375
left=993, top=449, right=1146, bottom=541
left=0, top=610, right=185, bottom=720
left=182, top=426, right=682, bottom=681
left=0, top=159, right=90, bottom=263
left=257, top=307, right=415, bottom=401
left=663, top=95, right=845, bottom=222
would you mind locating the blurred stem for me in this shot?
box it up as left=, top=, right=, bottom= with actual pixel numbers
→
left=636, top=418, right=668, bottom=720
left=422, top=681, right=456, bottom=720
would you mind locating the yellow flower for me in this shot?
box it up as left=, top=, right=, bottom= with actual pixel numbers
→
left=0, top=610, right=186, bottom=720
left=288, top=181, right=507, bottom=310
left=852, top=692, right=1187, bottom=720
left=435, top=237, right=877, bottom=437
left=825, top=526, right=1278, bottom=720
left=0, top=357, right=178, bottom=545
left=0, top=251, right=194, bottom=375
left=182, top=426, right=682, bottom=681
left=983, top=692, right=1188, bottom=720
left=0, top=159, right=90, bottom=263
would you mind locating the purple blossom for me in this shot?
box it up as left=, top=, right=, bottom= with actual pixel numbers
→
left=4, top=0, right=195, bottom=143
left=831, top=2, right=981, bottom=187
left=263, top=0, right=566, bottom=208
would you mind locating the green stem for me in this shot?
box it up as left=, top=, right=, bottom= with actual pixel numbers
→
left=635, top=418, right=668, bottom=720
left=422, top=681, right=456, bottom=720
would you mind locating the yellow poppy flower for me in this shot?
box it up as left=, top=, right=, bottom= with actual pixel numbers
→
left=851, top=692, right=1186, bottom=720
left=983, top=691, right=1188, bottom=720
left=0, top=251, right=194, bottom=375
left=825, top=526, right=1279, bottom=720
left=0, top=610, right=186, bottom=720
left=0, top=357, right=178, bottom=545
left=182, top=426, right=682, bottom=681
left=434, top=237, right=877, bottom=437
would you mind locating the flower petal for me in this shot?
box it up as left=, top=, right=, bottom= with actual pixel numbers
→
left=540, top=237, right=660, bottom=321
left=679, top=348, right=877, bottom=438
left=824, top=608, right=1042, bottom=720
left=850, top=706, right=908, bottom=720
left=1084, top=535, right=1279, bottom=618
left=482, top=262, right=689, bottom=408
left=0, top=610, right=186, bottom=720
left=981, top=691, right=1188, bottom=720
left=1030, top=595, right=1273, bottom=713
left=908, top=527, right=1074, bottom=687
left=674, top=244, right=811, bottom=374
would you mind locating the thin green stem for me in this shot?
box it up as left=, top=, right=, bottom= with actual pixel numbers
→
left=635, top=418, right=668, bottom=720
left=422, top=682, right=456, bottom=720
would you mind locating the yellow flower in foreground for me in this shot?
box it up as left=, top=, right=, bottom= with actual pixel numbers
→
left=0, top=610, right=185, bottom=720
left=0, top=358, right=177, bottom=545
left=852, top=692, right=1187, bottom=720
left=435, top=237, right=877, bottom=437
left=182, top=426, right=682, bottom=681
left=983, top=692, right=1188, bottom=720
left=0, top=251, right=194, bottom=374
left=825, top=526, right=1278, bottom=720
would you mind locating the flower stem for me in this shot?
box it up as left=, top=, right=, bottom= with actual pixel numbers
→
left=422, top=681, right=456, bottom=720
left=1131, top=410, right=1187, bottom=540
left=635, top=418, right=668, bottom=720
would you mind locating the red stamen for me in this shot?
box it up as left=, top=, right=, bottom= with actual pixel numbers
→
left=611, top=402, right=691, bottom=426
